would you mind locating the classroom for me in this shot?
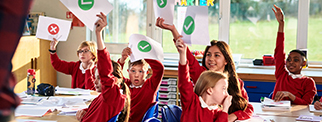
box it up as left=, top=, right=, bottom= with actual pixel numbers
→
left=2, top=0, right=322, bottom=122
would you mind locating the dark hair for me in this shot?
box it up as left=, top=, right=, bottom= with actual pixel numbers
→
left=289, top=49, right=307, bottom=61
left=111, top=60, right=130, bottom=122
left=202, top=40, right=247, bottom=113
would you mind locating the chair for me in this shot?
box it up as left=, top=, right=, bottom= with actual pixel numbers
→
left=141, top=102, right=159, bottom=122
left=108, top=112, right=120, bottom=122
left=161, top=105, right=182, bottom=122
left=144, top=117, right=161, bottom=122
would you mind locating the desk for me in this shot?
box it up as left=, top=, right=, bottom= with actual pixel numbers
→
left=250, top=102, right=322, bottom=121
left=11, top=111, right=78, bottom=122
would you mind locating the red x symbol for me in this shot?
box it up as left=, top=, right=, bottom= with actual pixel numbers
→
left=48, top=23, right=60, bottom=35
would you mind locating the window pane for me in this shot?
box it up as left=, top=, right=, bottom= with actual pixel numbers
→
left=308, top=0, right=322, bottom=61
left=230, top=1, right=297, bottom=59
left=104, top=0, right=147, bottom=43
left=162, top=2, right=219, bottom=53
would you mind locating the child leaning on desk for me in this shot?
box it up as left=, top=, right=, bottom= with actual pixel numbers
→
left=76, top=12, right=130, bottom=122
left=49, top=37, right=97, bottom=90
left=117, top=41, right=164, bottom=122
left=271, top=5, right=317, bottom=105
left=176, top=37, right=232, bottom=122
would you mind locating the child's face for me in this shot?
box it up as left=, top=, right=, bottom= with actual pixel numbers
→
left=286, top=52, right=305, bottom=74
left=78, top=46, right=94, bottom=63
left=210, top=79, right=229, bottom=105
left=94, top=74, right=102, bottom=92
left=128, top=64, right=148, bottom=86
left=205, top=46, right=227, bottom=72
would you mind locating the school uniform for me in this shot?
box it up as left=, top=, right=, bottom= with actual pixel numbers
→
left=185, top=47, right=254, bottom=120
left=123, top=59, right=164, bottom=122
left=81, top=48, right=126, bottom=122
left=179, top=63, right=228, bottom=122
left=50, top=53, right=96, bottom=90
left=272, top=32, right=317, bottom=105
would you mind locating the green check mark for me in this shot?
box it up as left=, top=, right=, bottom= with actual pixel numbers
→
left=78, top=0, right=94, bottom=11
left=138, top=40, right=151, bottom=52
left=157, top=0, right=167, bottom=8
left=183, top=16, right=195, bottom=35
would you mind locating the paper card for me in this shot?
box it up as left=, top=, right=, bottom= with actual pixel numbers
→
left=296, top=115, right=322, bottom=122
left=153, top=0, right=175, bottom=25
left=60, top=0, right=113, bottom=31
left=309, top=105, right=322, bottom=113
left=128, top=34, right=164, bottom=62
left=262, top=97, right=291, bottom=107
left=180, top=6, right=210, bottom=46
left=177, top=7, right=187, bottom=35
left=36, top=16, right=71, bottom=41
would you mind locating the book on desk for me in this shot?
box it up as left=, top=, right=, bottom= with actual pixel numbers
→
left=261, top=97, right=291, bottom=111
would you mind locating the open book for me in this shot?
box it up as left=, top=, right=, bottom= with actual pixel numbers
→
left=261, top=97, right=291, bottom=111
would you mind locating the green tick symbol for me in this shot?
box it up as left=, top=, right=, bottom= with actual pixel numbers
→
left=157, top=0, right=167, bottom=8
left=183, top=16, right=195, bottom=35
left=138, top=40, right=151, bottom=52
left=78, top=0, right=94, bottom=11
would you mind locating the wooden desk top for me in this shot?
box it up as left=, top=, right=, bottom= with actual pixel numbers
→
left=11, top=111, right=78, bottom=122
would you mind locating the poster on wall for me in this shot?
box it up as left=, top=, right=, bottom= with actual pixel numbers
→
left=60, top=0, right=113, bottom=31
left=36, top=16, right=72, bottom=41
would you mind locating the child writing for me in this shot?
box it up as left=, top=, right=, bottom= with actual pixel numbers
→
left=156, top=18, right=253, bottom=121
left=176, top=37, right=232, bottom=122
left=50, top=38, right=97, bottom=90
left=118, top=41, right=164, bottom=122
left=272, top=5, right=316, bottom=105
left=76, top=12, right=130, bottom=122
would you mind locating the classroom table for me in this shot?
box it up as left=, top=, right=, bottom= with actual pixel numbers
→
left=249, top=102, right=322, bottom=122
left=11, top=111, right=79, bottom=122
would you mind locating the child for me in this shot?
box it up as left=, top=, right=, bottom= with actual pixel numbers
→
left=50, top=38, right=97, bottom=90
left=76, top=12, right=130, bottom=122
left=314, top=99, right=322, bottom=110
left=176, top=37, right=232, bottom=122
left=118, top=44, right=164, bottom=122
left=156, top=18, right=253, bottom=121
left=272, top=5, right=316, bottom=105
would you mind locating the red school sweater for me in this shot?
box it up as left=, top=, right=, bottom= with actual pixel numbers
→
left=179, top=63, right=228, bottom=122
left=50, top=53, right=95, bottom=90
left=185, top=47, right=254, bottom=120
left=272, top=32, right=316, bottom=105
left=123, top=59, right=164, bottom=122
left=81, top=48, right=126, bottom=122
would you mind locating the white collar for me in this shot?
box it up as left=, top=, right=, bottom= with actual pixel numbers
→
left=129, top=84, right=143, bottom=88
left=288, top=72, right=304, bottom=79
left=79, top=62, right=86, bottom=74
left=199, top=96, right=218, bottom=110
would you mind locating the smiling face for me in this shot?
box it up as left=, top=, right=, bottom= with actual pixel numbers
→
left=77, top=46, right=94, bottom=63
left=128, top=64, right=148, bottom=86
left=209, top=78, right=229, bottom=105
left=286, top=52, right=306, bottom=74
left=204, top=46, right=227, bottom=73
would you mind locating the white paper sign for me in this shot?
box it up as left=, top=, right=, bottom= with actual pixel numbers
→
left=153, top=0, right=175, bottom=25
left=60, top=0, right=113, bottom=31
left=180, top=6, right=210, bottom=46
left=128, top=34, right=164, bottom=62
left=36, top=16, right=71, bottom=41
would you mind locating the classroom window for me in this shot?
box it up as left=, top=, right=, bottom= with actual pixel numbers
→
left=162, top=2, right=220, bottom=53
left=229, top=1, right=298, bottom=59
left=104, top=0, right=147, bottom=43
left=308, top=0, right=322, bottom=61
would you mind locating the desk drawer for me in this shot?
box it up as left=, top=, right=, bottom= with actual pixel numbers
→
left=244, top=81, right=275, bottom=94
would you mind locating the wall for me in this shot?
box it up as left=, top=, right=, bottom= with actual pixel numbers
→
left=30, top=0, right=87, bottom=87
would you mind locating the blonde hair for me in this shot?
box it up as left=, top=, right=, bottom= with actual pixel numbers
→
left=77, top=41, right=97, bottom=62
left=128, top=59, right=149, bottom=71
left=194, top=70, right=228, bottom=96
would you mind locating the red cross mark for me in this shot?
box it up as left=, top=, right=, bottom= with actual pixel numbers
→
left=47, top=23, right=60, bottom=35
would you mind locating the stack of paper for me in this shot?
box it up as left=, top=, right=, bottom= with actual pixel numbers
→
left=309, top=105, right=322, bottom=113
left=296, top=115, right=322, bottom=122
left=261, top=97, right=291, bottom=111
left=55, top=86, right=93, bottom=95
left=15, top=105, right=53, bottom=117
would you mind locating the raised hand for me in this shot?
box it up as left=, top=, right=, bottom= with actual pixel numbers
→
left=272, top=4, right=284, bottom=23
left=95, top=12, right=107, bottom=33
left=175, top=37, right=187, bottom=55
left=155, top=17, right=176, bottom=31
left=222, top=95, right=232, bottom=113
left=50, top=38, right=59, bottom=51
left=120, top=47, right=131, bottom=64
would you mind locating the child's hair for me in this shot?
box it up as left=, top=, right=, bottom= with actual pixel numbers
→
left=111, top=60, right=130, bottom=122
left=194, top=70, right=228, bottom=96
left=77, top=41, right=97, bottom=62
left=127, top=59, right=149, bottom=71
left=289, top=49, right=307, bottom=62
left=202, top=40, right=247, bottom=114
